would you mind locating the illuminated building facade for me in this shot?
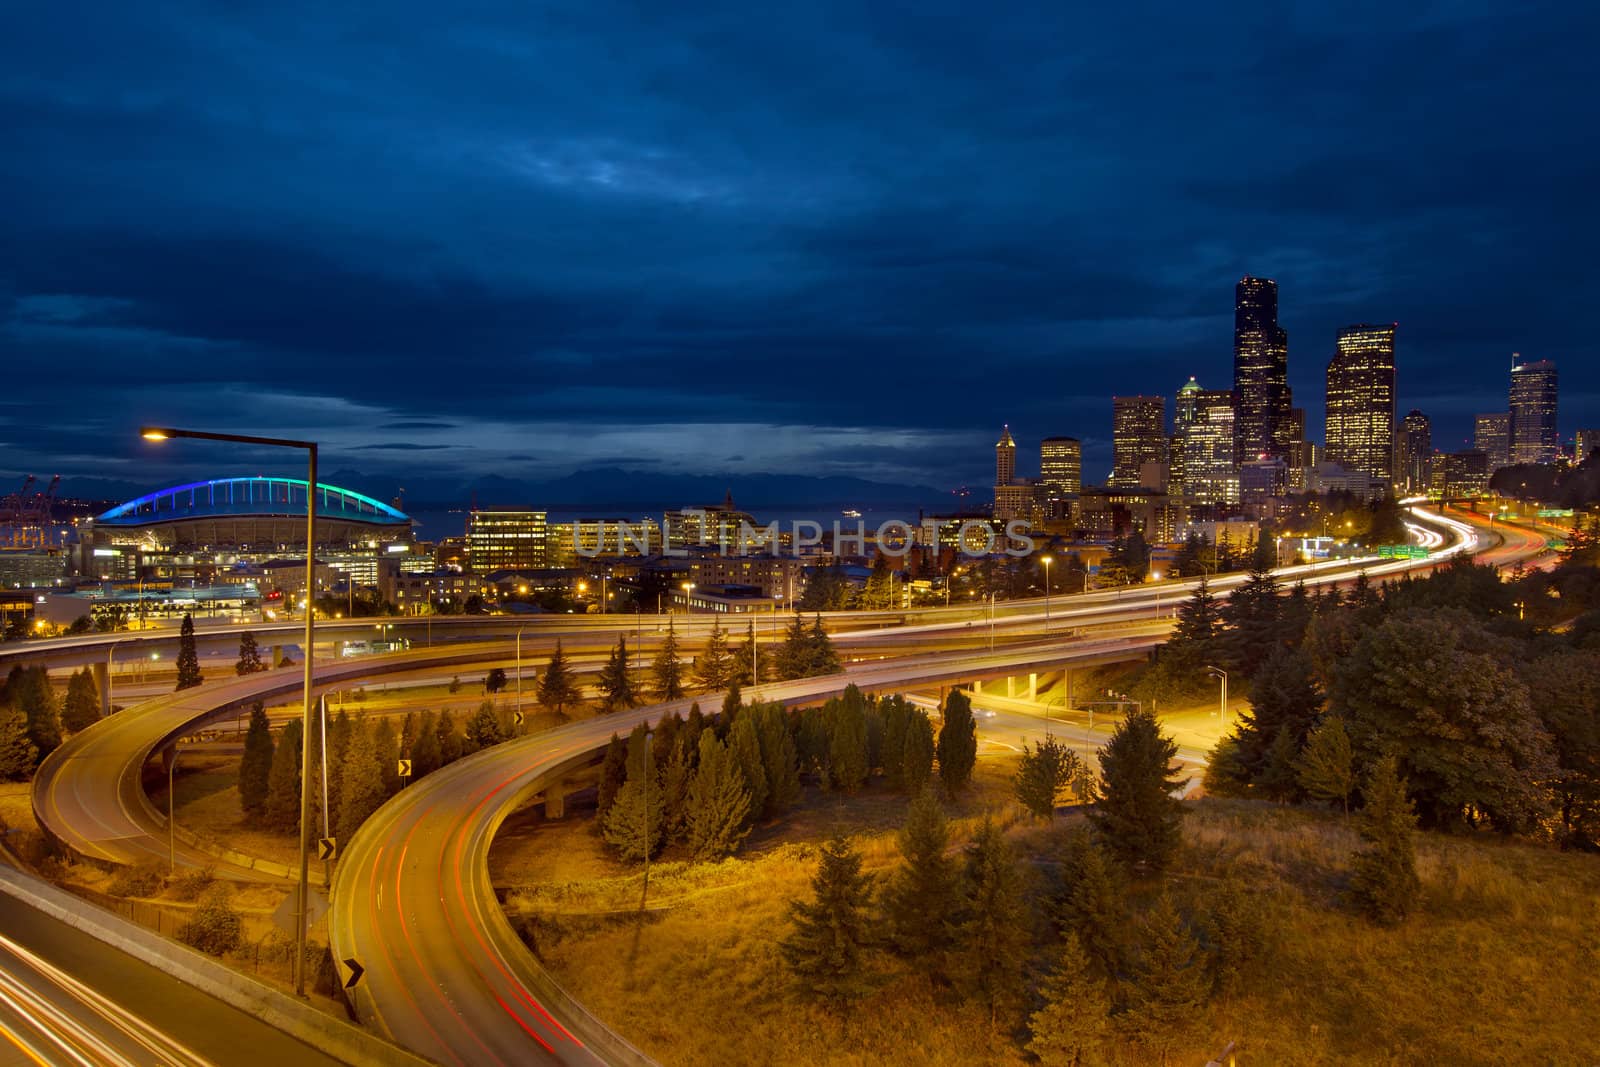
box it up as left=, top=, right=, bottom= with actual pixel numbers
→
left=1325, top=324, right=1397, bottom=485
left=1508, top=357, right=1559, bottom=465
left=1173, top=378, right=1238, bottom=505
left=1039, top=436, right=1081, bottom=495
left=1474, top=412, right=1511, bottom=471
left=467, top=510, right=549, bottom=573
left=1576, top=429, right=1600, bottom=467
left=1397, top=409, right=1432, bottom=495
left=1111, top=396, right=1167, bottom=488
left=995, top=425, right=1017, bottom=488
left=1233, top=276, right=1293, bottom=462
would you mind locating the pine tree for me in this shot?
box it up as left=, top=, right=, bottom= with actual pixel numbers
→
left=1165, top=576, right=1221, bottom=672
left=0, top=705, right=39, bottom=780
left=1091, top=708, right=1186, bottom=872
left=595, top=733, right=628, bottom=825
left=1233, top=643, right=1323, bottom=784
left=597, top=636, right=637, bottom=712
left=880, top=787, right=959, bottom=965
left=774, top=614, right=811, bottom=680
left=335, top=717, right=386, bottom=844
left=1027, top=933, right=1111, bottom=1067
left=1054, top=830, right=1123, bottom=976
left=755, top=702, right=801, bottom=817
left=408, top=710, right=441, bottom=778
left=728, top=711, right=769, bottom=823
left=1297, top=716, right=1355, bottom=815
left=685, top=731, right=752, bottom=860
left=1199, top=880, right=1266, bottom=1000
left=1349, top=755, right=1421, bottom=925
left=1014, top=735, right=1081, bottom=820
left=374, top=716, right=402, bottom=797
left=465, top=700, right=504, bottom=749
left=1217, top=555, right=1280, bottom=679
left=235, top=631, right=265, bottom=675
left=436, top=708, right=463, bottom=766
left=692, top=619, right=733, bottom=692
left=936, top=689, right=977, bottom=793
left=780, top=834, right=874, bottom=1008
left=808, top=616, right=841, bottom=675
left=536, top=640, right=581, bottom=714
left=603, top=725, right=663, bottom=862
left=879, top=696, right=912, bottom=789
left=828, top=686, right=869, bottom=792
left=651, top=620, right=686, bottom=702
left=264, top=719, right=303, bottom=833
left=718, top=682, right=743, bottom=734
left=901, top=712, right=935, bottom=796
left=860, top=554, right=894, bottom=610
left=658, top=736, right=694, bottom=843
left=9, top=667, right=61, bottom=758
left=238, top=702, right=274, bottom=815
left=175, top=613, right=203, bottom=691
left=732, top=622, right=761, bottom=686
left=958, top=816, right=1030, bottom=1028
left=1120, top=893, right=1211, bottom=1064
left=61, top=668, right=100, bottom=733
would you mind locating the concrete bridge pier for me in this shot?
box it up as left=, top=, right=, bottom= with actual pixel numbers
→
left=544, top=777, right=568, bottom=819
left=1027, top=671, right=1038, bottom=701
left=92, top=661, right=110, bottom=716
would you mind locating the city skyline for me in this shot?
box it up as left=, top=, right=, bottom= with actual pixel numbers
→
left=2, top=6, right=1596, bottom=499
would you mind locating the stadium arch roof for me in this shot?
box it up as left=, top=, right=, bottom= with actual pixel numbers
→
left=95, top=477, right=411, bottom=528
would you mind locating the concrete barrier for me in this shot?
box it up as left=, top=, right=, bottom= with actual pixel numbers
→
left=0, top=866, right=438, bottom=1067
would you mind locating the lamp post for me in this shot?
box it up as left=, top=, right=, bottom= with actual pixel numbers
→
left=682, top=581, right=695, bottom=615
left=1205, top=665, right=1228, bottom=731
left=105, top=637, right=129, bottom=717
left=142, top=425, right=319, bottom=997
left=515, top=625, right=527, bottom=729
left=1040, top=555, right=1053, bottom=630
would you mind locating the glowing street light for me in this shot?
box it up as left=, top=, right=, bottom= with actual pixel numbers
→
left=1040, top=555, right=1053, bottom=629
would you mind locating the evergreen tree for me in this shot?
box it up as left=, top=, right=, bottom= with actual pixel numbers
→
left=238, top=702, right=274, bottom=815
left=374, top=716, right=402, bottom=797
left=1232, top=644, right=1323, bottom=786
left=1217, top=556, right=1280, bottom=679
left=808, top=616, right=841, bottom=675
left=602, top=725, right=663, bottom=862
left=1119, top=893, right=1211, bottom=1064
left=464, top=700, right=504, bottom=749
left=650, top=620, right=686, bottom=702
left=879, top=696, right=912, bottom=789
left=484, top=667, right=508, bottom=694
left=1014, top=735, right=1081, bottom=820
left=859, top=554, right=895, bottom=610
left=774, top=614, right=811, bottom=680
left=901, top=711, right=935, bottom=795
left=536, top=640, right=581, bottom=714
left=9, top=667, right=61, bottom=757
left=335, top=717, right=386, bottom=844
left=235, top=631, right=265, bottom=675
left=731, top=622, right=762, bottom=686
left=1054, top=830, right=1123, bottom=977
left=755, top=702, right=801, bottom=817
left=658, top=735, right=694, bottom=842
left=1296, top=715, right=1355, bottom=814
left=399, top=711, right=417, bottom=756
left=796, top=705, right=832, bottom=785
left=958, top=816, right=1030, bottom=1028
left=685, top=731, right=752, bottom=860
left=1027, top=933, right=1111, bottom=1067
left=728, top=711, right=769, bottom=822
left=408, top=710, right=441, bottom=778
left=436, top=708, right=463, bottom=766
left=264, top=719, right=304, bottom=833
left=1164, top=576, right=1220, bottom=673
left=596, top=636, right=637, bottom=712
left=61, top=668, right=100, bottom=733
left=1091, top=708, right=1186, bottom=872
left=595, top=733, right=628, bottom=825
left=1348, top=755, right=1421, bottom=925
left=691, top=619, right=733, bottom=692
left=828, top=685, right=869, bottom=792
left=175, top=613, right=203, bottom=691
left=880, top=787, right=959, bottom=966
left=936, top=689, right=977, bottom=792
left=0, top=705, right=39, bottom=780
left=1198, top=880, right=1266, bottom=1000
left=718, top=683, right=743, bottom=733
left=1255, top=725, right=1303, bottom=802
left=780, top=834, right=874, bottom=1008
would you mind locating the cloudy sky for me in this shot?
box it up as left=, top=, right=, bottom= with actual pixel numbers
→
left=1, top=2, right=1595, bottom=502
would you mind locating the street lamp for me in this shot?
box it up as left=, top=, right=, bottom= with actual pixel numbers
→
left=1040, top=555, right=1053, bottom=630
left=1205, top=665, right=1228, bottom=731
left=682, top=581, right=695, bottom=614
left=142, top=425, right=320, bottom=997
left=515, top=625, right=527, bottom=730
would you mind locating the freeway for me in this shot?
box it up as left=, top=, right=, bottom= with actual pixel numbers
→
left=0, top=885, right=347, bottom=1067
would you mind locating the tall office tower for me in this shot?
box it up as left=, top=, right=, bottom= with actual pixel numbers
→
left=1474, top=412, right=1511, bottom=471
left=995, top=425, right=1017, bottom=487
left=1173, top=377, right=1239, bottom=505
left=1111, top=396, right=1167, bottom=488
left=1325, top=324, right=1398, bottom=485
left=1509, top=356, right=1559, bottom=465
left=1233, top=275, right=1292, bottom=462
left=1039, top=436, right=1082, bottom=495
left=1397, top=409, right=1432, bottom=494
left=467, top=509, right=548, bottom=572
left=1576, top=429, right=1600, bottom=467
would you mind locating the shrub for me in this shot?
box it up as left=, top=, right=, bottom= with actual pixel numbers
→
left=107, top=860, right=165, bottom=898
left=177, top=884, right=243, bottom=956
left=168, top=865, right=216, bottom=902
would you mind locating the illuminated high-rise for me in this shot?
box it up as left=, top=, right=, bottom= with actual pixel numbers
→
left=1039, top=437, right=1081, bottom=495
left=1233, top=276, right=1292, bottom=462
left=995, top=425, right=1016, bottom=487
left=467, top=510, right=548, bottom=572
left=1325, top=324, right=1397, bottom=485
left=1111, top=396, right=1167, bottom=488
left=1397, top=409, right=1432, bottom=494
left=1173, top=377, right=1238, bottom=505
left=1474, top=413, right=1511, bottom=471
left=1576, top=429, right=1600, bottom=467
left=1509, top=357, right=1559, bottom=465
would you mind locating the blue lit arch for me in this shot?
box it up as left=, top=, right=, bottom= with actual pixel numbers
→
left=96, top=477, right=411, bottom=527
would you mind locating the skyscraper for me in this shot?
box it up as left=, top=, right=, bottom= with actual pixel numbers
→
left=1173, top=377, right=1238, bottom=506
left=1509, top=357, right=1559, bottom=465
left=1233, top=276, right=1292, bottom=463
left=1576, top=429, right=1600, bottom=467
left=1111, top=396, right=1167, bottom=488
left=1040, top=437, right=1082, bottom=495
left=995, top=425, right=1016, bottom=487
left=1474, top=412, right=1511, bottom=471
left=467, top=510, right=549, bottom=572
left=1397, top=409, right=1432, bottom=495
left=1325, top=324, right=1397, bottom=486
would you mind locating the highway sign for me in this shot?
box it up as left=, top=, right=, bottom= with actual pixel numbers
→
left=343, top=958, right=365, bottom=990
left=512, top=711, right=525, bottom=727
left=398, top=758, right=412, bottom=777
left=271, top=888, right=330, bottom=934
left=317, top=837, right=337, bottom=861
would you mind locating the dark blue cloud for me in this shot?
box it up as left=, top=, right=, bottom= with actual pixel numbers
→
left=0, top=1, right=1595, bottom=499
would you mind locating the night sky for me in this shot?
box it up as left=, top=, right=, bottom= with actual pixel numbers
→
left=2, top=3, right=1596, bottom=503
